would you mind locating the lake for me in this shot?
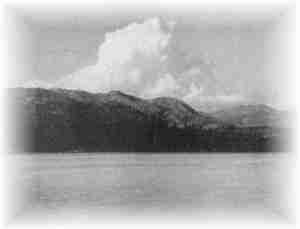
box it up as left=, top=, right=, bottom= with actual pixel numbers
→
left=8, top=153, right=290, bottom=223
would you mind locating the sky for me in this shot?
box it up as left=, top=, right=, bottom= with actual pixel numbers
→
left=8, top=5, right=292, bottom=111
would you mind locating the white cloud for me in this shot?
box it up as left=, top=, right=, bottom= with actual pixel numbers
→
left=183, top=85, right=245, bottom=111
left=182, top=82, right=204, bottom=101
left=22, top=17, right=247, bottom=111
left=55, top=17, right=172, bottom=95
left=143, top=73, right=180, bottom=98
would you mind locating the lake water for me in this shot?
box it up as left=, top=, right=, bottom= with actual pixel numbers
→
left=8, top=153, right=290, bottom=223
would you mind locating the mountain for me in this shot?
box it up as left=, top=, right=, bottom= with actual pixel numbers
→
left=211, top=104, right=289, bottom=128
left=150, top=97, right=226, bottom=129
left=7, top=88, right=287, bottom=152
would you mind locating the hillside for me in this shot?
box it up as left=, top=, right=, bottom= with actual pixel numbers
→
left=7, top=88, right=287, bottom=152
left=211, top=104, right=289, bottom=127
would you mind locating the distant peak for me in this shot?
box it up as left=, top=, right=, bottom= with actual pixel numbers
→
left=108, top=90, right=124, bottom=96
left=106, top=90, right=141, bottom=102
left=152, top=96, right=188, bottom=105
left=151, top=97, right=198, bottom=114
left=236, top=104, right=275, bottom=113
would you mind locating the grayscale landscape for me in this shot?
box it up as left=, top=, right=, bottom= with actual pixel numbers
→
left=4, top=4, right=294, bottom=224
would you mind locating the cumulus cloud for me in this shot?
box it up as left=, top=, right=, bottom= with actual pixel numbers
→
left=23, top=17, right=246, bottom=110
left=56, top=17, right=172, bottom=96
left=143, top=73, right=180, bottom=98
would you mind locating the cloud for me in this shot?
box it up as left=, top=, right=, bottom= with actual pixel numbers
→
left=182, top=82, right=246, bottom=111
left=23, top=17, right=246, bottom=110
left=182, top=82, right=204, bottom=101
left=143, top=73, right=180, bottom=98
left=56, top=17, right=172, bottom=95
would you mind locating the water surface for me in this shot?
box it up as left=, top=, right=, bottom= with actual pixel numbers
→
left=10, top=153, right=289, bottom=222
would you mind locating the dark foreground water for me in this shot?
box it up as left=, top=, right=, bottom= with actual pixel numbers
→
left=9, top=153, right=290, bottom=223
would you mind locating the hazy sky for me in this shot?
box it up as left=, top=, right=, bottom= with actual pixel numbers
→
left=9, top=6, right=291, bottom=110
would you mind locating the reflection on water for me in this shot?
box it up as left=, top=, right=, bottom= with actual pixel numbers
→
left=10, top=153, right=289, bottom=222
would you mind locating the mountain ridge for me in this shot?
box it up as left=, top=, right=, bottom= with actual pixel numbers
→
left=7, top=87, right=288, bottom=152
